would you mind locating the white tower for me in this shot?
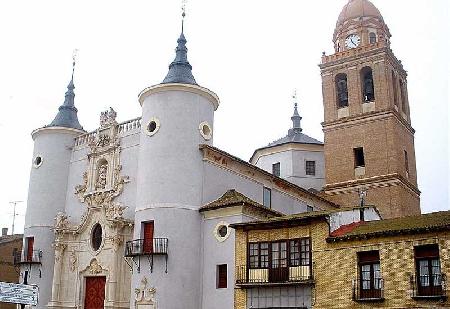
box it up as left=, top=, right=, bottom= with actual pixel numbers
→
left=22, top=66, right=84, bottom=307
left=132, top=25, right=219, bottom=307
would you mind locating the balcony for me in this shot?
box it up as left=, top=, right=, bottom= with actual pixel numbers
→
left=235, top=265, right=313, bottom=287
left=352, top=278, right=384, bottom=302
left=124, top=238, right=168, bottom=257
left=13, top=250, right=42, bottom=265
left=412, top=274, right=447, bottom=300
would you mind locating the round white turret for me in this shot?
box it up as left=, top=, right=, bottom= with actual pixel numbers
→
left=134, top=82, right=219, bottom=308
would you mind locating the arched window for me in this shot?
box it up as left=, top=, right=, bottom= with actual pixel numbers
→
left=392, top=71, right=398, bottom=107
left=361, top=67, right=375, bottom=102
left=399, top=79, right=407, bottom=113
left=369, top=32, right=377, bottom=44
left=92, top=224, right=103, bottom=251
left=335, top=73, right=349, bottom=108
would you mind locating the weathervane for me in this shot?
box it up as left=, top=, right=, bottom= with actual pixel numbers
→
left=181, top=0, right=187, bottom=33
left=292, top=89, right=298, bottom=108
left=358, top=187, right=367, bottom=207
left=72, top=49, right=79, bottom=81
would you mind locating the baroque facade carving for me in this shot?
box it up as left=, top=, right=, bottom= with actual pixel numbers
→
left=135, top=277, right=157, bottom=309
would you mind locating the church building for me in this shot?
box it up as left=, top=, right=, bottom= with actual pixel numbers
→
left=16, top=1, right=427, bottom=309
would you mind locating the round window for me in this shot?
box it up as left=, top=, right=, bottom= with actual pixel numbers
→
left=218, top=225, right=228, bottom=238
left=214, top=221, right=230, bottom=242
left=91, top=224, right=103, bottom=251
left=33, top=156, right=43, bottom=168
left=199, top=121, right=212, bottom=140
left=146, top=117, right=160, bottom=136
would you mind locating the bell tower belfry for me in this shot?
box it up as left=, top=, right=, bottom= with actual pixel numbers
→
left=320, top=0, right=420, bottom=218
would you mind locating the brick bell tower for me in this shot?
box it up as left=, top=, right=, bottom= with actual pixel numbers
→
left=319, top=0, right=420, bottom=219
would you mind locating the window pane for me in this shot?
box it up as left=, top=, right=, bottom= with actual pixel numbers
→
left=300, top=238, right=310, bottom=266
left=260, top=243, right=269, bottom=268
left=272, top=163, right=280, bottom=177
left=263, top=187, right=271, bottom=208
left=419, top=260, right=430, bottom=286
left=249, top=243, right=259, bottom=268
left=290, top=240, right=300, bottom=267
left=305, top=161, right=316, bottom=176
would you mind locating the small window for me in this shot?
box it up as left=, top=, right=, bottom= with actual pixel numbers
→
left=414, top=245, right=442, bottom=297
left=272, top=162, right=280, bottom=177
left=358, top=251, right=382, bottom=299
left=146, top=117, right=161, bottom=136
left=361, top=67, right=375, bottom=102
left=369, top=32, right=377, bottom=44
left=26, top=237, right=34, bottom=262
left=33, top=156, right=43, bottom=168
left=399, top=80, right=407, bottom=113
left=354, top=147, right=365, bottom=167
left=217, top=264, right=227, bottom=289
left=307, top=205, right=314, bottom=212
left=392, top=71, right=398, bottom=107
left=305, top=161, right=316, bottom=176
left=335, top=73, right=349, bottom=108
left=263, top=187, right=271, bottom=208
left=404, top=150, right=409, bottom=174
left=91, top=224, right=103, bottom=251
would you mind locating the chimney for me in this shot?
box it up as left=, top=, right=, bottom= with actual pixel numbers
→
left=2, top=228, right=8, bottom=236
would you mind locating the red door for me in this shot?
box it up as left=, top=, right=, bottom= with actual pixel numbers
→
left=143, top=221, right=154, bottom=253
left=84, top=277, right=106, bottom=309
left=26, top=237, right=34, bottom=262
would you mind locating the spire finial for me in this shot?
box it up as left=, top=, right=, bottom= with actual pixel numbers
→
left=181, top=0, right=187, bottom=34
left=290, top=89, right=302, bottom=133
left=47, top=51, right=83, bottom=130
left=161, top=1, right=197, bottom=85
left=71, top=49, right=78, bottom=82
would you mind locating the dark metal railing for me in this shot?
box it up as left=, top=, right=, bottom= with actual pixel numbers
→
left=411, top=274, right=447, bottom=298
left=124, top=238, right=168, bottom=257
left=13, top=250, right=42, bottom=265
left=352, top=278, right=384, bottom=301
left=235, top=265, right=313, bottom=285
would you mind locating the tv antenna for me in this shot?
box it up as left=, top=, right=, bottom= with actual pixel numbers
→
left=9, top=200, right=23, bottom=235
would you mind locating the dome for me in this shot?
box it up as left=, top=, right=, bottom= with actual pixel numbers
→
left=336, top=0, right=383, bottom=26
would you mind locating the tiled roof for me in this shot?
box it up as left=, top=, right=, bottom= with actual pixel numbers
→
left=200, top=189, right=283, bottom=217
left=0, top=234, right=23, bottom=245
left=328, top=211, right=450, bottom=241
left=267, top=131, right=323, bottom=147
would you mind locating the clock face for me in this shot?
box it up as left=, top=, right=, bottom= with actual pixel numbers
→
left=345, top=34, right=361, bottom=49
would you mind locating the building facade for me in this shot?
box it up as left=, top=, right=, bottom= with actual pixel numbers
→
left=232, top=210, right=450, bottom=309
left=320, top=0, right=420, bottom=218
left=0, top=231, right=23, bottom=309
left=17, top=0, right=429, bottom=308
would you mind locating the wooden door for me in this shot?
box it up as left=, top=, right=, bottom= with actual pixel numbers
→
left=84, top=276, right=106, bottom=309
left=269, top=241, right=288, bottom=283
left=26, top=237, right=34, bottom=262
left=143, top=221, right=154, bottom=253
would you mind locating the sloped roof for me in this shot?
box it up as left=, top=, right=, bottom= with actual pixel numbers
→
left=200, top=189, right=283, bottom=217
left=328, top=211, right=450, bottom=241
left=267, top=131, right=323, bottom=148
left=0, top=234, right=23, bottom=245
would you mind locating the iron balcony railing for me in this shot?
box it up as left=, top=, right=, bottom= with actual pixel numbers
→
left=13, top=250, right=42, bottom=265
left=124, top=238, right=168, bottom=257
left=352, top=278, right=384, bottom=301
left=411, top=274, right=447, bottom=299
left=235, top=265, right=313, bottom=286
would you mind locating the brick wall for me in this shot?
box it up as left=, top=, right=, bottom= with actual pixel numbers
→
left=0, top=236, right=23, bottom=309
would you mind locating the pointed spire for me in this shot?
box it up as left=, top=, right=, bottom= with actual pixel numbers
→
left=48, top=51, right=84, bottom=130
left=289, top=90, right=302, bottom=134
left=162, top=2, right=197, bottom=85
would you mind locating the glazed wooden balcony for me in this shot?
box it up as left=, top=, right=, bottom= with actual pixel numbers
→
left=235, top=265, right=313, bottom=287
left=124, top=238, right=168, bottom=257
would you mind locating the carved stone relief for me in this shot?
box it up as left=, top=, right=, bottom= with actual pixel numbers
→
left=74, top=109, right=129, bottom=208
left=135, top=277, right=157, bottom=309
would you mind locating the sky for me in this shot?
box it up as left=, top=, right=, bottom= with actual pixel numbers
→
left=0, top=0, right=448, bottom=235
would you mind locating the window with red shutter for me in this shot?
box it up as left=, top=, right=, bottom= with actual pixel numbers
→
left=217, top=264, right=227, bottom=289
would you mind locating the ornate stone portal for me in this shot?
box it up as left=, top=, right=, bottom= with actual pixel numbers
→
left=48, top=109, right=134, bottom=309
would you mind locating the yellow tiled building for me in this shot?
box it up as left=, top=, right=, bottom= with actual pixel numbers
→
left=232, top=210, right=450, bottom=308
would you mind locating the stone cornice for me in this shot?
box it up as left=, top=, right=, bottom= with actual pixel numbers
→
left=31, top=126, right=85, bottom=140
left=322, top=109, right=415, bottom=135
left=324, top=173, right=421, bottom=196
left=138, top=83, right=220, bottom=110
